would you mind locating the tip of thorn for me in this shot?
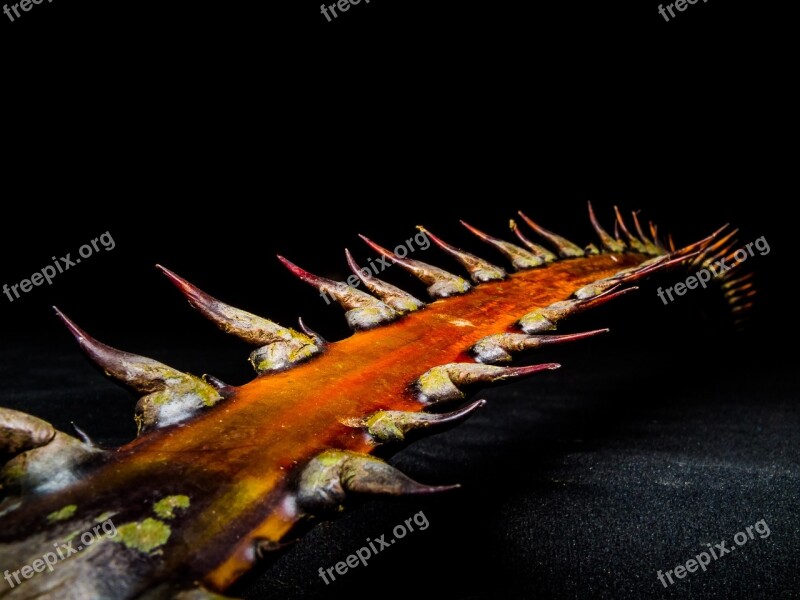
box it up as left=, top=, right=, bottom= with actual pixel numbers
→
left=435, top=483, right=461, bottom=492
left=52, top=307, right=86, bottom=340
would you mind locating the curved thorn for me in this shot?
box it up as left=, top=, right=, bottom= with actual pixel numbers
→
left=632, top=211, right=661, bottom=255
left=297, top=317, right=328, bottom=346
left=722, top=272, right=754, bottom=290
left=157, top=265, right=312, bottom=348
left=631, top=210, right=653, bottom=244
left=417, top=362, right=561, bottom=404
left=417, top=226, right=506, bottom=283
left=296, top=450, right=459, bottom=511
left=517, top=211, right=584, bottom=258
left=649, top=221, right=665, bottom=251
left=70, top=422, right=93, bottom=446
left=613, top=206, right=647, bottom=253
left=278, top=255, right=398, bottom=330
left=54, top=307, right=189, bottom=394
left=54, top=307, right=222, bottom=431
left=702, top=241, right=739, bottom=269
left=472, top=329, right=609, bottom=363
left=460, top=220, right=547, bottom=270
left=588, top=201, right=626, bottom=253
left=508, top=219, right=559, bottom=262
left=519, top=287, right=637, bottom=332
left=344, top=249, right=425, bottom=314
left=358, top=235, right=471, bottom=298
left=728, top=290, right=757, bottom=305
left=202, top=374, right=236, bottom=397
left=691, top=228, right=739, bottom=267
left=366, top=399, right=486, bottom=443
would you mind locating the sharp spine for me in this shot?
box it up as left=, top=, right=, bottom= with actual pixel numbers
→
left=358, top=235, right=471, bottom=298
left=418, top=226, right=506, bottom=283
left=508, top=219, right=558, bottom=262
left=416, top=362, right=560, bottom=404
left=157, top=265, right=321, bottom=374
left=278, top=256, right=399, bottom=330
left=572, top=250, right=700, bottom=300
left=460, top=221, right=547, bottom=270
left=518, top=287, right=637, bottom=333
left=366, top=400, right=486, bottom=443
left=588, top=201, right=626, bottom=253
left=54, top=308, right=222, bottom=432
left=345, top=249, right=425, bottom=313
left=296, top=450, right=458, bottom=511
left=517, top=211, right=585, bottom=258
left=631, top=211, right=662, bottom=255
left=471, top=329, right=609, bottom=364
left=613, top=206, right=648, bottom=253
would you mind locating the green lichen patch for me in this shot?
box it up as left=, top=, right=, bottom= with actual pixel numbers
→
left=93, top=511, right=116, bottom=523
left=114, top=518, right=171, bottom=554
left=47, top=504, right=77, bottom=522
left=153, top=495, right=190, bottom=519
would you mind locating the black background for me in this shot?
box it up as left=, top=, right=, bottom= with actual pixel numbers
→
left=1, top=0, right=796, bottom=598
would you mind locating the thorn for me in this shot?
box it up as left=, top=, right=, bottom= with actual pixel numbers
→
left=157, top=265, right=316, bottom=350
left=202, top=374, right=236, bottom=397
left=728, top=290, right=757, bottom=305
left=731, top=302, right=754, bottom=314
left=613, top=206, right=647, bottom=253
left=631, top=211, right=661, bottom=255
left=722, top=272, right=755, bottom=290
left=344, top=249, right=425, bottom=314
left=572, top=243, right=700, bottom=300
left=417, top=362, right=560, bottom=404
left=518, top=287, right=637, bottom=333
left=508, top=219, right=559, bottom=262
left=54, top=308, right=222, bottom=432
left=587, top=201, right=626, bottom=253
left=471, top=329, right=609, bottom=364
left=691, top=228, right=739, bottom=267
left=460, top=221, right=547, bottom=270
left=517, top=211, right=584, bottom=258
left=70, top=422, right=93, bottom=446
left=649, top=221, right=665, bottom=251
left=668, top=233, right=676, bottom=253
left=296, top=450, right=459, bottom=511
left=55, top=307, right=187, bottom=395
left=366, top=400, right=486, bottom=443
left=297, top=317, right=328, bottom=346
left=702, top=241, right=739, bottom=269
left=724, top=282, right=754, bottom=295
left=418, top=226, right=506, bottom=283
left=278, top=255, right=398, bottom=330
left=358, top=235, right=471, bottom=298
left=673, top=224, right=729, bottom=258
